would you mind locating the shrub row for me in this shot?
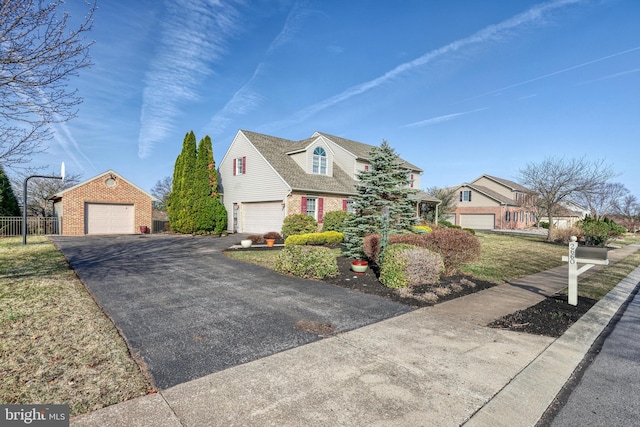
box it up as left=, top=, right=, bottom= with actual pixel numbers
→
left=379, top=244, right=444, bottom=288
left=285, top=231, right=344, bottom=246
left=364, top=228, right=481, bottom=275
left=274, top=245, right=338, bottom=279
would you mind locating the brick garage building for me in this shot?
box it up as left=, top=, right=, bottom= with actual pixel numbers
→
left=51, top=170, right=154, bottom=235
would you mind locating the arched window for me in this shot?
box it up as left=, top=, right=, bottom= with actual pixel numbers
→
left=312, top=147, right=327, bottom=174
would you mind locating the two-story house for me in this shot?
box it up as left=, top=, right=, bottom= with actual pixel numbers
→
left=449, top=175, right=536, bottom=230
left=218, top=130, right=438, bottom=233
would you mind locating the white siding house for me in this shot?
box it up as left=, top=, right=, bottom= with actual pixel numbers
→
left=218, top=130, right=435, bottom=234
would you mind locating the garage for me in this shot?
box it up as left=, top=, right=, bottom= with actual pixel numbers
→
left=85, top=203, right=135, bottom=234
left=460, top=214, right=495, bottom=230
left=242, top=201, right=285, bottom=234
left=51, top=170, right=154, bottom=236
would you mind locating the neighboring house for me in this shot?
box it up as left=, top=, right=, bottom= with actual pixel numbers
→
left=218, top=130, right=438, bottom=234
left=50, top=170, right=155, bottom=235
left=539, top=200, right=589, bottom=229
left=449, top=175, right=537, bottom=230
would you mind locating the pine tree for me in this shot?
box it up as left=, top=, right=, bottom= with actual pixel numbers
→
left=342, top=141, right=417, bottom=259
left=0, top=166, right=21, bottom=216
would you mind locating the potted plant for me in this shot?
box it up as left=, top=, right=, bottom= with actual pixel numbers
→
left=240, top=239, right=252, bottom=248
left=263, top=231, right=282, bottom=247
left=351, top=259, right=369, bottom=273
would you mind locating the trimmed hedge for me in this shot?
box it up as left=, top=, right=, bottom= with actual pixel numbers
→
left=274, top=245, right=338, bottom=279
left=412, top=225, right=433, bottom=234
left=285, top=231, right=344, bottom=246
left=379, top=244, right=444, bottom=288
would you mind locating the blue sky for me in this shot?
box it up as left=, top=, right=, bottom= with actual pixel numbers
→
left=34, top=0, right=640, bottom=197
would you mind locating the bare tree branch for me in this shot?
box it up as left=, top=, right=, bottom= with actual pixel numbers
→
left=0, top=0, right=95, bottom=166
left=11, top=167, right=82, bottom=216
left=518, top=156, right=615, bottom=240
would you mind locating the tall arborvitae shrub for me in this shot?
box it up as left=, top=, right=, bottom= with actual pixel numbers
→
left=168, top=131, right=197, bottom=233
left=0, top=166, right=20, bottom=216
left=342, top=140, right=417, bottom=259
left=168, top=132, right=227, bottom=234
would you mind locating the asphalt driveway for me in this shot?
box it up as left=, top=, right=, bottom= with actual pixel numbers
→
left=51, top=234, right=409, bottom=389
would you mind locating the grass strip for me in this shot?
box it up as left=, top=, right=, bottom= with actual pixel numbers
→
left=0, top=237, right=151, bottom=415
left=570, top=250, right=640, bottom=300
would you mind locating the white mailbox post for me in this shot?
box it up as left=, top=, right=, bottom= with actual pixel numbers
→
left=561, top=236, right=609, bottom=306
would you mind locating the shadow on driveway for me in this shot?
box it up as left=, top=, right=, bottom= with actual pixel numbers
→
left=51, top=234, right=410, bottom=389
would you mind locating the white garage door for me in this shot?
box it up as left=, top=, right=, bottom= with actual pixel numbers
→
left=242, top=202, right=285, bottom=234
left=85, top=203, right=134, bottom=234
left=460, top=214, right=495, bottom=230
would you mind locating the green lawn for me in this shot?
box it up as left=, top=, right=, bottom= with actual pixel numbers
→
left=0, top=237, right=151, bottom=415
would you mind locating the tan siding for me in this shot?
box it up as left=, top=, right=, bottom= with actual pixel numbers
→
left=454, top=187, right=502, bottom=208
left=473, top=176, right=514, bottom=199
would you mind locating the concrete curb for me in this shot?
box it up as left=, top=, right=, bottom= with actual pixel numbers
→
left=463, top=264, right=640, bottom=426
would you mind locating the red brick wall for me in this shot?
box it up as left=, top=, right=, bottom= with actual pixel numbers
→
left=60, top=172, right=153, bottom=235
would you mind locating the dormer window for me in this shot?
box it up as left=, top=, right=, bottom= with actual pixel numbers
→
left=312, top=147, right=327, bottom=175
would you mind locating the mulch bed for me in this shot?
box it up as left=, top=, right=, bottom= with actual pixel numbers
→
left=234, top=245, right=595, bottom=337
left=322, top=256, right=497, bottom=309
left=488, top=295, right=598, bottom=337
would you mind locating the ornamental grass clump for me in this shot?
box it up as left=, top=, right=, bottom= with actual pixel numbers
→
left=274, top=245, right=338, bottom=279
left=379, top=244, right=444, bottom=288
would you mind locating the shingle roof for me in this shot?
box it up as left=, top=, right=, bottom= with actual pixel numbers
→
left=465, top=184, right=516, bottom=205
left=241, top=130, right=424, bottom=195
left=241, top=130, right=358, bottom=195
left=482, top=175, right=532, bottom=193
left=315, top=132, right=423, bottom=172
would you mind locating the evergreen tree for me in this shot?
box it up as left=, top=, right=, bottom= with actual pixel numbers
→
left=193, top=136, right=218, bottom=233
left=0, top=166, right=21, bottom=216
left=168, top=131, right=197, bottom=233
left=342, top=141, right=417, bottom=259
left=168, top=132, right=227, bottom=234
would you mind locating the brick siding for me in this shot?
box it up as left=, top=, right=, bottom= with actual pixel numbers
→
left=453, top=206, right=533, bottom=230
left=59, top=172, right=153, bottom=235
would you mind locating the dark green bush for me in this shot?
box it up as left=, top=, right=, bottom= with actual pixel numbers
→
left=540, top=221, right=550, bottom=229
left=578, top=216, right=626, bottom=246
left=462, top=228, right=476, bottom=235
left=379, top=244, right=444, bottom=288
left=274, top=245, right=338, bottom=279
left=321, top=210, right=349, bottom=233
left=281, top=214, right=318, bottom=238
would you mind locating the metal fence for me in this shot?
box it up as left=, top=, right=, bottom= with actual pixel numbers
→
left=152, top=220, right=170, bottom=233
left=0, top=217, right=61, bottom=237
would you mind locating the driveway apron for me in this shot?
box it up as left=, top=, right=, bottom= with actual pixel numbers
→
left=51, top=234, right=409, bottom=389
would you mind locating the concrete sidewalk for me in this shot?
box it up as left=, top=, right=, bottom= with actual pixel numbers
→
left=71, top=244, right=640, bottom=427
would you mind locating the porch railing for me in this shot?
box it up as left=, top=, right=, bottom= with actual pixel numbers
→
left=0, top=217, right=61, bottom=237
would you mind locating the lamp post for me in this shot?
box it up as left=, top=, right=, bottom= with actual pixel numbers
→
left=22, top=163, right=65, bottom=245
